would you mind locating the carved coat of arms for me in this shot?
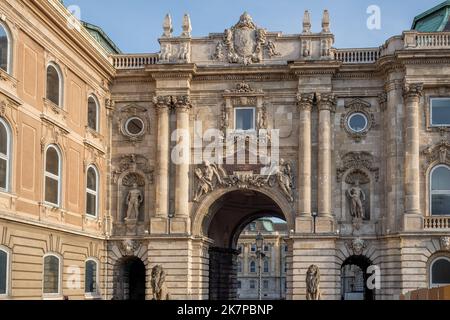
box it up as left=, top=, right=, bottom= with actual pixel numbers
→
left=213, top=12, right=279, bottom=65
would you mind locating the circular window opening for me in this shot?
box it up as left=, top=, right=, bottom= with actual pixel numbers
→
left=348, top=113, right=368, bottom=133
left=125, top=117, right=145, bottom=136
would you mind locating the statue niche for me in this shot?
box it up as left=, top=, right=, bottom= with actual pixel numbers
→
left=345, top=170, right=370, bottom=229
left=121, top=173, right=145, bottom=223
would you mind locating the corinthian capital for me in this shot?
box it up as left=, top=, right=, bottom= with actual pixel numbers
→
left=317, top=93, right=336, bottom=112
left=173, top=95, right=192, bottom=112
left=297, top=93, right=314, bottom=111
left=403, top=83, right=423, bottom=100
left=153, top=96, right=172, bottom=112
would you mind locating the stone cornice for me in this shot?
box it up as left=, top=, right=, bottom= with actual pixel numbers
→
left=21, top=0, right=115, bottom=80
left=288, top=60, right=342, bottom=76
left=146, top=63, right=197, bottom=80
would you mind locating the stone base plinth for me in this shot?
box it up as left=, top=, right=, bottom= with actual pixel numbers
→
left=170, top=217, right=190, bottom=234
left=316, top=216, right=335, bottom=233
left=150, top=217, right=168, bottom=234
left=402, top=214, right=424, bottom=231
left=295, top=216, right=313, bottom=233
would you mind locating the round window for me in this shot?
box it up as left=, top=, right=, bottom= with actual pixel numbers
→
left=125, top=117, right=145, bottom=136
left=348, top=113, right=368, bottom=133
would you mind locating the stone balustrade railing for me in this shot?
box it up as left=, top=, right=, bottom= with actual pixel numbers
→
left=112, top=54, right=159, bottom=69
left=334, top=48, right=381, bottom=64
left=404, top=31, right=450, bottom=49
left=424, top=216, right=450, bottom=230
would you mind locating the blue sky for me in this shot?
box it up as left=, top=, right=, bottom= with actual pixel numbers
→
left=63, top=0, right=445, bottom=53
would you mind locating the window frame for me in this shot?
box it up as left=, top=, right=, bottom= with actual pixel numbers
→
left=263, top=259, right=270, bottom=273
left=124, top=116, right=145, bottom=137
left=85, top=165, right=99, bottom=218
left=0, top=118, right=11, bottom=193
left=234, top=107, right=256, bottom=132
left=84, top=258, right=99, bottom=296
left=249, top=260, right=256, bottom=273
left=430, top=97, right=450, bottom=127
left=46, top=62, right=64, bottom=108
left=42, top=253, right=62, bottom=298
left=0, top=246, right=11, bottom=298
left=87, top=95, right=100, bottom=132
left=347, top=112, right=368, bottom=133
left=429, top=256, right=450, bottom=288
left=0, top=21, right=12, bottom=75
left=44, top=145, right=62, bottom=208
left=430, top=164, right=450, bottom=216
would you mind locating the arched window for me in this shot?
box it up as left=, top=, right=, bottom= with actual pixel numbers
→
left=263, top=259, right=270, bottom=273
left=44, top=145, right=62, bottom=207
left=87, top=95, right=99, bottom=132
left=0, top=22, right=11, bottom=74
left=43, top=254, right=61, bottom=295
left=0, top=118, right=11, bottom=192
left=85, top=259, right=98, bottom=294
left=46, top=63, right=63, bottom=107
left=86, top=166, right=99, bottom=217
left=430, top=257, right=450, bottom=288
left=249, top=261, right=256, bottom=273
left=0, top=247, right=10, bottom=296
left=430, top=165, right=450, bottom=216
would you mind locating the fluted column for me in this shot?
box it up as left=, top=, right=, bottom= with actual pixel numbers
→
left=403, top=83, right=423, bottom=215
left=317, top=93, right=336, bottom=217
left=297, top=93, right=314, bottom=216
left=174, top=96, right=192, bottom=218
left=153, top=96, right=171, bottom=218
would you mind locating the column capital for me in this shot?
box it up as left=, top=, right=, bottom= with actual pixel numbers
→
left=153, top=95, right=172, bottom=111
left=317, top=93, right=336, bottom=112
left=173, top=95, right=192, bottom=113
left=403, top=83, right=423, bottom=101
left=296, top=93, right=314, bottom=111
left=378, top=92, right=388, bottom=112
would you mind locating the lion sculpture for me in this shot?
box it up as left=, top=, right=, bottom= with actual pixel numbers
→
left=306, top=264, right=321, bottom=300
left=151, top=265, right=170, bottom=300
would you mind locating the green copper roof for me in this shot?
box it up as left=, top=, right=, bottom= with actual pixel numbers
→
left=412, top=0, right=450, bottom=32
left=82, top=21, right=122, bottom=54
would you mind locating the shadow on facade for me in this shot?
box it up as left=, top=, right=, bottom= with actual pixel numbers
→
left=341, top=255, right=374, bottom=301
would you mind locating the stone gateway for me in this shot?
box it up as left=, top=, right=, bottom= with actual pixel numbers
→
left=0, top=0, right=449, bottom=300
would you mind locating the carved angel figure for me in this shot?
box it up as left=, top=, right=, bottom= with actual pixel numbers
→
left=151, top=265, right=170, bottom=300
left=306, top=265, right=321, bottom=300
left=347, top=180, right=365, bottom=219
left=194, top=161, right=225, bottom=202
left=266, top=159, right=294, bottom=202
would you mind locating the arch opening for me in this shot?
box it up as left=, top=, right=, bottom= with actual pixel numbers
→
left=203, top=190, right=289, bottom=300
left=113, top=256, right=146, bottom=300
left=341, top=255, right=374, bottom=301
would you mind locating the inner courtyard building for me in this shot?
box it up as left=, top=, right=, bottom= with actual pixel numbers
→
left=0, top=0, right=450, bottom=300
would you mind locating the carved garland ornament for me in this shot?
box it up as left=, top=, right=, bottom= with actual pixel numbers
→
left=422, top=140, right=450, bottom=171
left=212, top=12, right=280, bottom=65
left=340, top=98, right=375, bottom=142
left=337, top=152, right=379, bottom=183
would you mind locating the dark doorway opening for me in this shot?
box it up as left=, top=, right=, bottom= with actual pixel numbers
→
left=341, top=255, right=374, bottom=301
left=114, top=257, right=146, bottom=300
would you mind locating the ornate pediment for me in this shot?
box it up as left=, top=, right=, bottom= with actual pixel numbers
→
left=422, top=140, right=450, bottom=169
left=112, top=154, right=154, bottom=184
left=212, top=12, right=279, bottom=65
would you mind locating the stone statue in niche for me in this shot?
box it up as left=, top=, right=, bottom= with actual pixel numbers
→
left=347, top=180, right=366, bottom=219
left=125, top=183, right=143, bottom=221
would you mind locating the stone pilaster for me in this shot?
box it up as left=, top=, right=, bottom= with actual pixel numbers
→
left=173, top=96, right=192, bottom=226
left=402, top=83, right=424, bottom=230
left=295, top=93, right=314, bottom=233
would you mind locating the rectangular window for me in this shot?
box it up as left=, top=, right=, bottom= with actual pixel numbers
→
left=0, top=158, right=7, bottom=190
left=43, top=256, right=60, bottom=295
left=237, top=281, right=241, bottom=289
left=86, top=193, right=97, bottom=217
left=45, top=177, right=59, bottom=205
left=249, top=280, right=256, bottom=289
left=263, top=280, right=269, bottom=289
left=251, top=244, right=256, bottom=252
left=235, top=107, right=255, bottom=131
left=431, top=98, right=450, bottom=126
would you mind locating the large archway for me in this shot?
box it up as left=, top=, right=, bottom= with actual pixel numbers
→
left=113, top=256, right=146, bottom=300
left=200, top=190, right=291, bottom=300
